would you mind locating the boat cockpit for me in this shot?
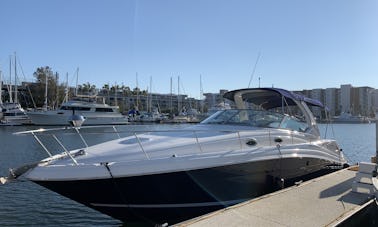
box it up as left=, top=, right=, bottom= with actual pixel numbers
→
left=203, top=88, right=327, bottom=138
left=201, top=109, right=309, bottom=132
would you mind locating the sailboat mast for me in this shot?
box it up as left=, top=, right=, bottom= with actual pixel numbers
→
left=200, top=74, right=204, bottom=113
left=149, top=76, right=152, bottom=113
left=114, top=82, right=118, bottom=106
left=55, top=72, right=59, bottom=109
left=9, top=55, right=13, bottom=103
left=170, top=77, right=173, bottom=114
left=0, top=70, right=3, bottom=105
left=75, top=67, right=79, bottom=96
left=14, top=53, right=18, bottom=103
left=44, top=71, right=48, bottom=110
left=136, top=72, right=139, bottom=110
left=65, top=73, right=69, bottom=103
left=177, top=76, right=180, bottom=114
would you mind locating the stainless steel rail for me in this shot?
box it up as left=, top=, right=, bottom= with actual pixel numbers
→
left=14, top=125, right=312, bottom=165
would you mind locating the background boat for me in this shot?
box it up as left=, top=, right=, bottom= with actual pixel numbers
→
left=332, top=112, right=372, bottom=124
left=0, top=102, right=31, bottom=125
left=27, top=96, right=128, bottom=126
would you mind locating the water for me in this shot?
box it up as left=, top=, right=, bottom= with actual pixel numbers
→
left=319, top=123, right=376, bottom=164
left=0, top=123, right=376, bottom=226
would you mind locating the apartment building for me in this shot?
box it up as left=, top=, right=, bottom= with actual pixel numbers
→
left=299, top=85, right=376, bottom=118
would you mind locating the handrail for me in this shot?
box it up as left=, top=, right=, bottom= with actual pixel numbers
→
left=31, top=131, right=52, bottom=157
left=134, top=132, right=150, bottom=159
left=52, top=134, right=78, bottom=165
left=14, top=125, right=320, bottom=165
left=193, top=131, right=203, bottom=153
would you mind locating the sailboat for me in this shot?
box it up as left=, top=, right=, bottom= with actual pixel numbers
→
left=162, top=76, right=200, bottom=123
left=0, top=54, right=31, bottom=125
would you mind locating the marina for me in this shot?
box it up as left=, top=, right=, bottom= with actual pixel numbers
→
left=0, top=122, right=376, bottom=226
left=0, top=88, right=377, bottom=226
left=1, top=88, right=348, bottom=225
left=1, top=1, right=377, bottom=226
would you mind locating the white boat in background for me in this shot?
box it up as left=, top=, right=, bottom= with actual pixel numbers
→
left=129, top=107, right=167, bottom=123
left=27, top=97, right=128, bottom=126
left=161, top=108, right=200, bottom=123
left=162, top=113, right=200, bottom=123
left=3, top=88, right=347, bottom=225
left=332, top=112, right=371, bottom=124
left=0, top=61, right=31, bottom=126
left=0, top=102, right=31, bottom=125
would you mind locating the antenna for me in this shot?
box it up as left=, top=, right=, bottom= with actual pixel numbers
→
left=248, top=52, right=261, bottom=88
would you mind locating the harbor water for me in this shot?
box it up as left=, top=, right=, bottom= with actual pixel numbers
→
left=0, top=123, right=376, bottom=226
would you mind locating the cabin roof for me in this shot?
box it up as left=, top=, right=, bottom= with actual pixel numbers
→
left=223, top=88, right=324, bottom=109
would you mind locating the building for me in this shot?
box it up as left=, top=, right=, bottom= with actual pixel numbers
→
left=203, top=89, right=229, bottom=111
left=324, top=88, right=338, bottom=117
left=340, top=84, right=352, bottom=114
left=298, top=84, right=375, bottom=118
left=310, top=89, right=323, bottom=118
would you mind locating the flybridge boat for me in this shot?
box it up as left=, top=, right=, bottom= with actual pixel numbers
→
left=2, top=88, right=347, bottom=226
left=27, top=97, right=128, bottom=125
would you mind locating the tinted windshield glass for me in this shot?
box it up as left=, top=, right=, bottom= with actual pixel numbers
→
left=202, top=109, right=309, bottom=132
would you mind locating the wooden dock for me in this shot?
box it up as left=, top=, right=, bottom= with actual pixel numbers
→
left=176, top=167, right=375, bottom=227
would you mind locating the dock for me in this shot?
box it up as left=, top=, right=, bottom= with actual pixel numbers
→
left=176, top=167, right=376, bottom=227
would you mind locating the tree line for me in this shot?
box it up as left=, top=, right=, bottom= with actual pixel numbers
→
left=2, top=66, right=148, bottom=110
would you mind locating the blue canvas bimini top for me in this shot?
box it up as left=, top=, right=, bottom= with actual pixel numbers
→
left=223, top=88, right=325, bottom=110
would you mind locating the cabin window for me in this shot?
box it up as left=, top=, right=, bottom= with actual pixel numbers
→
left=4, top=112, right=26, bottom=116
left=280, top=116, right=309, bottom=132
left=95, top=108, right=114, bottom=112
left=75, top=107, right=91, bottom=111
left=60, top=106, right=91, bottom=111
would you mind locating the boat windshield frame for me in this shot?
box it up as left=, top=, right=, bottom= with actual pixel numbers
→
left=201, top=109, right=310, bottom=133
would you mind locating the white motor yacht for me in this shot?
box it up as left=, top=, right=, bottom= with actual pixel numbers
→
left=3, top=88, right=347, bottom=226
left=27, top=99, right=128, bottom=125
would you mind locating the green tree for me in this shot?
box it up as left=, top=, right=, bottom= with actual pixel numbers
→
left=122, top=86, right=131, bottom=96
left=31, top=66, right=65, bottom=108
left=78, top=82, right=96, bottom=95
left=102, top=84, right=109, bottom=90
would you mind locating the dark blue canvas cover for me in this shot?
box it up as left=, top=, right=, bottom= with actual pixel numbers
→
left=223, top=88, right=325, bottom=110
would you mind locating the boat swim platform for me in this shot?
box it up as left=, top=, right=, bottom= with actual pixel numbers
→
left=176, top=167, right=376, bottom=227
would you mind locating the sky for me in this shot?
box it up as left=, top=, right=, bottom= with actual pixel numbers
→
left=1, top=0, right=377, bottom=99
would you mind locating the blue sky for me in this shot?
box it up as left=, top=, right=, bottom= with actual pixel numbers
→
left=1, top=0, right=377, bottom=99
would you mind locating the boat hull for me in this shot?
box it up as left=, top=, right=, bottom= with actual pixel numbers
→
left=33, top=156, right=342, bottom=226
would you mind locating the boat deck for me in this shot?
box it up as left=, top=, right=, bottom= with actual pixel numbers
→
left=176, top=167, right=374, bottom=227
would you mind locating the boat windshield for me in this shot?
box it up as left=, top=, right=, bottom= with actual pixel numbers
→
left=201, top=109, right=309, bottom=132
